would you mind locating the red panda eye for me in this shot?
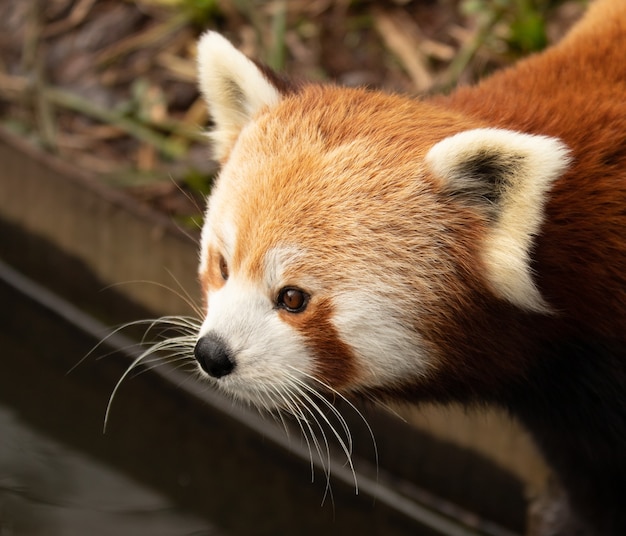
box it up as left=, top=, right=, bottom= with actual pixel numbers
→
left=277, top=287, right=308, bottom=313
left=219, top=255, right=229, bottom=281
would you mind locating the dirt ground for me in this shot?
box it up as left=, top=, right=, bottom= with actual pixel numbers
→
left=0, top=0, right=586, bottom=225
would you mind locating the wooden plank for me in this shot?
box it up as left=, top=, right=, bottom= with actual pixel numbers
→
left=0, top=127, right=199, bottom=317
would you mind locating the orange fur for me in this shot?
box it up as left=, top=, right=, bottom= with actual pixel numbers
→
left=194, top=2, right=626, bottom=533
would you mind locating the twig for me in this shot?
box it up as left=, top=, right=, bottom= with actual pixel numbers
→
left=21, top=0, right=42, bottom=73
left=268, top=0, right=288, bottom=70
left=42, top=0, right=98, bottom=38
left=156, top=52, right=197, bottom=83
left=0, top=73, right=205, bottom=152
left=0, top=73, right=29, bottom=96
left=34, top=57, right=58, bottom=151
left=44, top=86, right=188, bottom=158
left=96, top=13, right=189, bottom=67
left=374, top=8, right=433, bottom=93
left=439, top=8, right=504, bottom=89
left=22, top=0, right=58, bottom=150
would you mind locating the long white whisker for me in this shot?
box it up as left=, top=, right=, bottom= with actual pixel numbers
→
left=268, top=400, right=294, bottom=443
left=280, top=376, right=338, bottom=504
left=74, top=315, right=200, bottom=374
left=104, top=349, right=151, bottom=432
left=266, top=384, right=316, bottom=480
left=129, top=350, right=195, bottom=376
left=294, top=379, right=354, bottom=455
left=101, top=279, right=202, bottom=319
left=286, top=373, right=359, bottom=494
left=164, top=268, right=205, bottom=319
left=99, top=317, right=200, bottom=431
left=281, top=381, right=332, bottom=490
left=285, top=365, right=380, bottom=487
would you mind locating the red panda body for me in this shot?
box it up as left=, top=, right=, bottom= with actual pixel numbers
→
left=192, top=1, right=626, bottom=534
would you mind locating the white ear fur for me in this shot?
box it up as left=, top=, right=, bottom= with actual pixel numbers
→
left=426, top=128, right=571, bottom=313
left=197, top=31, right=283, bottom=161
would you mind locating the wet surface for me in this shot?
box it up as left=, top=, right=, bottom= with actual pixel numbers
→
left=0, top=405, right=220, bottom=536
left=0, top=260, right=223, bottom=535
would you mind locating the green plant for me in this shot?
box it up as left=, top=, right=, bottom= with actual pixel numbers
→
left=461, top=0, right=561, bottom=55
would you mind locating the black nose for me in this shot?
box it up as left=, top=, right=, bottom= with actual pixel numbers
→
left=194, top=334, right=236, bottom=378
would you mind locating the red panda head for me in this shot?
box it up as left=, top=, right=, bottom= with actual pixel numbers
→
left=194, top=32, right=570, bottom=409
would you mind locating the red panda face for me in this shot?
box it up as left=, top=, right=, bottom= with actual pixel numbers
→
left=193, top=32, right=570, bottom=409
left=195, top=115, right=442, bottom=407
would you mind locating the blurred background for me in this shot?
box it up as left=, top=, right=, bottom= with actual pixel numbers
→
left=0, top=0, right=586, bottom=228
left=0, top=1, right=587, bottom=535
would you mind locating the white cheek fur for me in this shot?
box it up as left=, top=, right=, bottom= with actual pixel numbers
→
left=332, top=289, right=433, bottom=388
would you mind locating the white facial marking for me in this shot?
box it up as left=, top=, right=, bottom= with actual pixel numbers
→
left=332, top=288, right=432, bottom=388
left=263, top=245, right=305, bottom=290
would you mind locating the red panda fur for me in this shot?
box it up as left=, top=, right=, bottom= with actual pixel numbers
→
left=193, top=1, right=626, bottom=534
left=442, top=3, right=626, bottom=339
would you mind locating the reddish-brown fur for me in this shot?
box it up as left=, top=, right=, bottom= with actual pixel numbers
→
left=196, top=2, right=626, bottom=533
left=280, top=298, right=358, bottom=388
left=440, top=1, right=626, bottom=340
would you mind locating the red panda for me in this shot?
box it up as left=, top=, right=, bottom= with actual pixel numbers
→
left=192, top=1, right=626, bottom=534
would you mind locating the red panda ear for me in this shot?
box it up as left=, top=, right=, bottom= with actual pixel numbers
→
left=196, top=32, right=288, bottom=162
left=426, top=128, right=571, bottom=313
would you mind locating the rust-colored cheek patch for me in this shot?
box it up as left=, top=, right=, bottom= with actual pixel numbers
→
left=281, top=298, right=358, bottom=390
